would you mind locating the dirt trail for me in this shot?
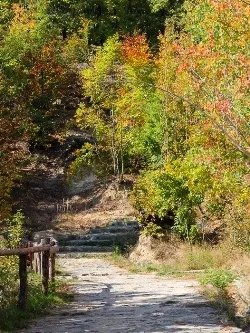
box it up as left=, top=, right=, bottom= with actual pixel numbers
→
left=20, top=257, right=242, bottom=333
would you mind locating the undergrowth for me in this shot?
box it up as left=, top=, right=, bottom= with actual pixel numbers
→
left=199, top=269, right=237, bottom=289
left=110, top=241, right=241, bottom=276
left=0, top=211, right=73, bottom=332
left=0, top=273, right=72, bottom=332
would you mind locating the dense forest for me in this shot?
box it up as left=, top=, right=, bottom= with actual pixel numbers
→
left=0, top=0, right=250, bottom=328
left=1, top=0, right=250, bottom=245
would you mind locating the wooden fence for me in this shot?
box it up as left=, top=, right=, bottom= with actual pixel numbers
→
left=0, top=237, right=59, bottom=309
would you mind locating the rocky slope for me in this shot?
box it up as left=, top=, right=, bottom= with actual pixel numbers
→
left=13, top=135, right=136, bottom=234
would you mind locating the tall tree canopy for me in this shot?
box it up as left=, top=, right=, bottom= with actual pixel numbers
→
left=132, top=0, right=250, bottom=243
left=1, top=0, right=250, bottom=248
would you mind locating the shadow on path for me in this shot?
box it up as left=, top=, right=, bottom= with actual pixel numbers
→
left=20, top=258, right=242, bottom=333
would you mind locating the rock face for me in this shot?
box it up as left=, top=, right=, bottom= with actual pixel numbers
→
left=130, top=235, right=160, bottom=263
left=33, top=219, right=140, bottom=254
left=130, top=235, right=177, bottom=264
left=68, top=168, right=98, bottom=196
left=20, top=257, right=242, bottom=333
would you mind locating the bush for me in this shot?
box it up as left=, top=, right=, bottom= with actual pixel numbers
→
left=199, top=269, right=237, bottom=289
left=0, top=274, right=69, bottom=332
left=185, top=249, right=215, bottom=270
left=0, top=211, right=71, bottom=331
left=3, top=210, right=25, bottom=248
left=141, top=222, right=164, bottom=239
left=131, top=168, right=202, bottom=242
left=0, top=211, right=25, bottom=309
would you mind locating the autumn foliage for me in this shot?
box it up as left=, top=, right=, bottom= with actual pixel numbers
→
left=121, top=34, right=152, bottom=65
left=1, top=0, right=250, bottom=247
left=134, top=0, right=250, bottom=243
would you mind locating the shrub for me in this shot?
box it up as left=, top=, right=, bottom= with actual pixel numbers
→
left=0, top=274, right=69, bottom=332
left=0, top=211, right=71, bottom=331
left=141, top=222, right=164, bottom=239
left=0, top=210, right=25, bottom=309
left=3, top=210, right=25, bottom=248
left=131, top=168, right=202, bottom=242
left=199, top=269, right=237, bottom=289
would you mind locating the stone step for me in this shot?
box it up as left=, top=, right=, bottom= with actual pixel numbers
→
left=57, top=252, right=113, bottom=258
left=59, top=245, right=114, bottom=253
left=63, top=235, right=139, bottom=247
left=108, top=220, right=138, bottom=228
left=33, top=220, right=140, bottom=254
left=56, top=227, right=139, bottom=242
left=61, top=231, right=139, bottom=242
left=88, top=226, right=139, bottom=234
left=64, top=239, right=114, bottom=246
left=33, top=221, right=140, bottom=241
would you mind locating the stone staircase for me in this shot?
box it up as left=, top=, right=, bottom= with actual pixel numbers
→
left=33, top=219, right=140, bottom=255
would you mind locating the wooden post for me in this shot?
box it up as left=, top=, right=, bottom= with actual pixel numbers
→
left=34, top=253, right=37, bottom=273
left=50, top=252, right=56, bottom=291
left=18, top=254, right=28, bottom=309
left=32, top=242, right=38, bottom=273
left=37, top=252, right=41, bottom=275
left=41, top=238, right=50, bottom=295
left=30, top=252, right=34, bottom=270
left=0, top=240, right=58, bottom=308
left=28, top=241, right=34, bottom=270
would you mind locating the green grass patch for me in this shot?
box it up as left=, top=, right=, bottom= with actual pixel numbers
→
left=185, top=249, right=215, bottom=270
left=199, top=269, right=237, bottom=289
left=0, top=273, right=72, bottom=332
left=145, top=264, right=157, bottom=272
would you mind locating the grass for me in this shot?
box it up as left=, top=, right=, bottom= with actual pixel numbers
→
left=110, top=251, right=143, bottom=273
left=110, top=241, right=243, bottom=277
left=0, top=273, right=73, bottom=332
left=109, top=252, right=197, bottom=277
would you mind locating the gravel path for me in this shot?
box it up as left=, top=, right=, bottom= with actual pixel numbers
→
left=20, top=257, right=242, bottom=333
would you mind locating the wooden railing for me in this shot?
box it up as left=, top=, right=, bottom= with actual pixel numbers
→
left=0, top=237, right=59, bottom=309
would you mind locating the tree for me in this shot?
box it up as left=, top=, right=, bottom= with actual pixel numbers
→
left=161, top=0, right=250, bottom=158
left=73, top=33, right=162, bottom=179
left=132, top=0, right=250, bottom=243
left=46, top=0, right=170, bottom=45
left=0, top=1, right=88, bottom=219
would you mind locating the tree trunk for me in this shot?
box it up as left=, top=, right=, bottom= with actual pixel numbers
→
left=41, top=238, right=50, bottom=295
